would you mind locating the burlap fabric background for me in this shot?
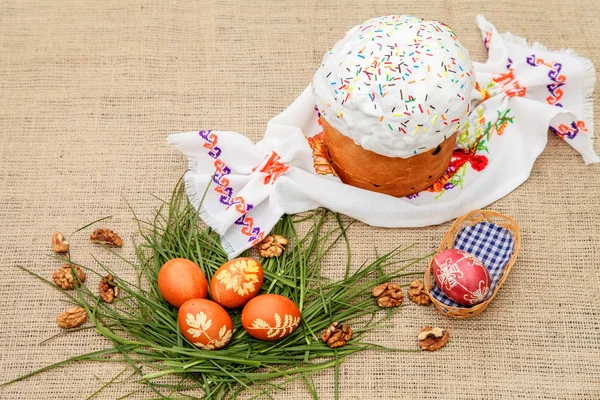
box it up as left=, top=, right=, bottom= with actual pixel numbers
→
left=1, top=0, right=599, bottom=398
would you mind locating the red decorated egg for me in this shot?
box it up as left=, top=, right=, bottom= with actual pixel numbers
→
left=158, top=258, right=208, bottom=308
left=210, top=257, right=264, bottom=309
left=241, top=294, right=301, bottom=341
left=432, top=249, right=491, bottom=306
left=178, top=298, right=233, bottom=350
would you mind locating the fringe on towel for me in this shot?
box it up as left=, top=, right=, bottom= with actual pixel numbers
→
left=476, top=14, right=598, bottom=164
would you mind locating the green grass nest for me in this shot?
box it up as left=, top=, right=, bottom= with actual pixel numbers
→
left=8, top=182, right=426, bottom=399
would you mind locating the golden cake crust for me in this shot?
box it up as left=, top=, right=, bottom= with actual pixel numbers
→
left=321, top=118, right=457, bottom=198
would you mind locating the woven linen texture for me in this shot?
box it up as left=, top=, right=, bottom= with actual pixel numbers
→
left=1, top=1, right=599, bottom=399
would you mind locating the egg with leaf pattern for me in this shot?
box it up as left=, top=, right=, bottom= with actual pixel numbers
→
left=432, top=249, right=491, bottom=306
left=178, top=298, right=233, bottom=350
left=210, top=257, right=264, bottom=309
left=241, top=294, right=301, bottom=341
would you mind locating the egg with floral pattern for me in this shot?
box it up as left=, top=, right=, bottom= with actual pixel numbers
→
left=432, top=249, right=491, bottom=306
left=178, top=298, right=233, bottom=350
left=210, top=257, right=264, bottom=309
left=241, top=294, right=301, bottom=341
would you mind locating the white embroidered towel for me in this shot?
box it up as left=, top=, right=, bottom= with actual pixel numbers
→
left=168, top=15, right=597, bottom=258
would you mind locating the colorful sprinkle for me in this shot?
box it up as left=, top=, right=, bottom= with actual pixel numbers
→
left=312, top=15, right=474, bottom=158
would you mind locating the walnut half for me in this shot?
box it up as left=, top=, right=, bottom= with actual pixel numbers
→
left=418, top=326, right=449, bottom=351
left=322, top=322, right=353, bottom=348
left=408, top=279, right=432, bottom=306
left=99, top=275, right=119, bottom=303
left=51, top=232, right=69, bottom=253
left=56, top=307, right=87, bottom=329
left=90, top=228, right=123, bottom=247
left=52, top=263, right=86, bottom=290
left=258, top=235, right=288, bottom=258
left=372, top=282, right=404, bottom=308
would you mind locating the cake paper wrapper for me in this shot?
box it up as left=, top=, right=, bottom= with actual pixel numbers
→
left=168, top=15, right=598, bottom=258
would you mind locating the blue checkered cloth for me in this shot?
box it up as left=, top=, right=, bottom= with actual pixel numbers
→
left=430, top=221, right=514, bottom=308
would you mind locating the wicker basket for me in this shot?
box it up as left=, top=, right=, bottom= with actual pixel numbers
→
left=424, top=209, right=522, bottom=319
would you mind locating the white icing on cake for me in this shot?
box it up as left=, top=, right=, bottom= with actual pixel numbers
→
left=312, top=15, right=475, bottom=158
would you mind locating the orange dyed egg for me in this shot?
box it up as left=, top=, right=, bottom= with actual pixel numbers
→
left=178, top=298, right=233, bottom=350
left=241, top=294, right=301, bottom=341
left=158, top=258, right=208, bottom=308
left=210, top=257, right=264, bottom=309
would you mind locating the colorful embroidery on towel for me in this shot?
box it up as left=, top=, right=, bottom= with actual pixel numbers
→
left=252, top=152, right=290, bottom=185
left=234, top=214, right=264, bottom=245
left=492, top=68, right=527, bottom=98
left=550, top=120, right=588, bottom=140
left=484, top=31, right=493, bottom=51
left=506, top=57, right=513, bottom=70
left=526, top=54, right=588, bottom=141
left=474, top=81, right=491, bottom=101
left=212, top=160, right=235, bottom=207
left=526, top=54, right=566, bottom=107
left=198, top=130, right=264, bottom=244
left=422, top=104, right=514, bottom=198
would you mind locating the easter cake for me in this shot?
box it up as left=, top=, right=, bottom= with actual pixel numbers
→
left=312, top=15, right=475, bottom=197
